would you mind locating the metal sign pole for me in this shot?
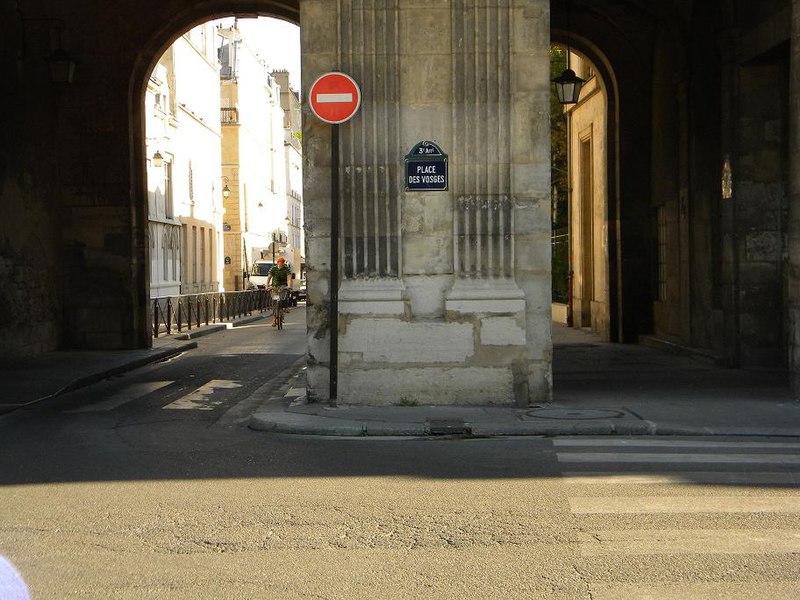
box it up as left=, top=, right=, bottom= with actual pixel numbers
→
left=308, top=71, right=359, bottom=405
left=329, top=123, right=339, bottom=403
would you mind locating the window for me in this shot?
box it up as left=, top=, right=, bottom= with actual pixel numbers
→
left=200, top=227, right=206, bottom=284
left=149, top=224, right=157, bottom=283
left=171, top=229, right=180, bottom=281
left=164, top=162, right=173, bottom=219
left=192, top=226, right=198, bottom=283
left=162, top=230, right=169, bottom=279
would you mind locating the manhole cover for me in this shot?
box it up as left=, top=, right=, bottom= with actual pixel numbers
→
left=525, top=408, right=625, bottom=420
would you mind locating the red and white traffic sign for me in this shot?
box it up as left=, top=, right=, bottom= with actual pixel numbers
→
left=308, top=72, right=361, bottom=124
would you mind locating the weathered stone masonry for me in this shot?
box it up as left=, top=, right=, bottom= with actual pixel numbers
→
left=302, top=0, right=552, bottom=406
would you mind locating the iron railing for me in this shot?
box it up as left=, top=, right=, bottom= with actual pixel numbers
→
left=220, top=107, right=239, bottom=124
left=152, top=289, right=272, bottom=337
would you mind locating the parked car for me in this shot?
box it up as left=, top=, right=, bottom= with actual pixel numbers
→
left=295, top=277, right=307, bottom=302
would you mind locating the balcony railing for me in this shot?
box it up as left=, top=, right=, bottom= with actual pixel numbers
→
left=152, top=289, right=272, bottom=337
left=220, top=107, right=239, bottom=125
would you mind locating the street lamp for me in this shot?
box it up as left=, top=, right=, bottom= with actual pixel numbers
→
left=552, top=0, right=585, bottom=105
left=553, top=66, right=585, bottom=105
left=48, top=45, right=76, bottom=84
left=221, top=176, right=230, bottom=199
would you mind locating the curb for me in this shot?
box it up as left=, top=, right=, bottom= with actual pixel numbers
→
left=248, top=412, right=800, bottom=438
left=33, top=341, right=198, bottom=405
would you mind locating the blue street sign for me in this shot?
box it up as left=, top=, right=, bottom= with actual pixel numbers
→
left=405, top=141, right=448, bottom=191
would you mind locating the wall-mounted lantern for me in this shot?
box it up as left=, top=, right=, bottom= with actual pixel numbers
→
left=47, top=45, right=75, bottom=84
left=552, top=0, right=585, bottom=105
left=552, top=67, right=585, bottom=105
left=20, top=16, right=76, bottom=84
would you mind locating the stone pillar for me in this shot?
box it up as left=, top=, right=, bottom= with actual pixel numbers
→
left=789, top=2, right=800, bottom=396
left=302, top=0, right=552, bottom=406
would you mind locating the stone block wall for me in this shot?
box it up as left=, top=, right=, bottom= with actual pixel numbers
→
left=302, top=0, right=552, bottom=406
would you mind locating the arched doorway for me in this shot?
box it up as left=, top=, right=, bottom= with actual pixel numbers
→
left=129, top=5, right=301, bottom=347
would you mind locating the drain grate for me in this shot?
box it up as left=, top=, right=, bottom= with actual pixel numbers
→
left=426, top=418, right=471, bottom=435
left=525, top=408, right=625, bottom=420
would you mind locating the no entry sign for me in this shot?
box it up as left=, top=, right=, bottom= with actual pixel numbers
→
left=308, top=72, right=361, bottom=124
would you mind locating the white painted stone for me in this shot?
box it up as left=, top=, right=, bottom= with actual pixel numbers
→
left=481, top=317, right=526, bottom=346
left=445, top=279, right=526, bottom=314
left=447, top=298, right=526, bottom=314
left=338, top=367, right=515, bottom=406
left=339, top=300, right=406, bottom=315
left=340, top=319, right=474, bottom=363
left=404, top=275, right=452, bottom=318
left=339, top=279, right=407, bottom=316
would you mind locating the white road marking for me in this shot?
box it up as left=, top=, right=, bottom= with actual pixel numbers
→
left=162, top=379, right=241, bottom=411
left=578, top=529, right=800, bottom=556
left=555, top=438, right=800, bottom=450
left=590, top=582, right=800, bottom=599
left=557, top=452, right=800, bottom=464
left=284, top=387, right=305, bottom=397
left=560, top=472, right=800, bottom=485
left=570, top=496, right=800, bottom=514
left=68, top=381, right=172, bottom=412
left=316, top=93, right=353, bottom=103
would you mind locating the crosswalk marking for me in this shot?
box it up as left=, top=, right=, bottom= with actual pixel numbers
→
left=590, top=582, right=800, bottom=600
left=162, top=379, right=241, bottom=410
left=557, top=436, right=800, bottom=591
left=557, top=452, right=800, bottom=464
left=578, top=529, right=800, bottom=556
left=68, top=381, right=172, bottom=412
left=560, top=472, right=800, bottom=485
left=555, top=438, right=800, bottom=450
left=570, top=496, right=800, bottom=514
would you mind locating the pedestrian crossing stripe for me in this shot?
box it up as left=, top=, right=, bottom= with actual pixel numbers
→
left=560, top=472, right=800, bottom=485
left=162, top=379, right=241, bottom=410
left=569, top=496, right=800, bottom=514
left=554, top=438, right=800, bottom=450
left=589, top=582, right=800, bottom=600
left=68, top=381, right=172, bottom=412
left=557, top=452, right=800, bottom=464
left=577, top=529, right=800, bottom=556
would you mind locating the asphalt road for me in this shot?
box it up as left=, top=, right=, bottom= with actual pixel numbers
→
left=1, top=308, right=799, bottom=599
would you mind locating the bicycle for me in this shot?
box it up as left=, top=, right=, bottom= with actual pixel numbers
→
left=270, top=286, right=288, bottom=330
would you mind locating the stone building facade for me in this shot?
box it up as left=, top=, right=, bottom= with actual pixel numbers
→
left=218, top=21, right=289, bottom=290
left=3, top=0, right=800, bottom=406
left=147, top=22, right=225, bottom=299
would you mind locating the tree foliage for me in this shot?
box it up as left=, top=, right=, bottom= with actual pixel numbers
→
left=550, top=45, right=570, bottom=303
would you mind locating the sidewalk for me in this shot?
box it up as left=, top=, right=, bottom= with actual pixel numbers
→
left=249, top=323, right=800, bottom=438
left=3, top=317, right=799, bottom=437
left=0, top=317, right=260, bottom=415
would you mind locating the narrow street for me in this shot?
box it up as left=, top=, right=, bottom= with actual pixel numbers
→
left=1, top=310, right=799, bottom=598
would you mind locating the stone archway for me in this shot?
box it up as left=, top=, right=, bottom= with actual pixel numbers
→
left=128, top=3, right=301, bottom=348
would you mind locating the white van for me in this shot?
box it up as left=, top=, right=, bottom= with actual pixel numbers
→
left=248, top=260, right=275, bottom=289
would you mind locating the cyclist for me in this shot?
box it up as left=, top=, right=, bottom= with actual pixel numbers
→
left=266, top=257, right=293, bottom=327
